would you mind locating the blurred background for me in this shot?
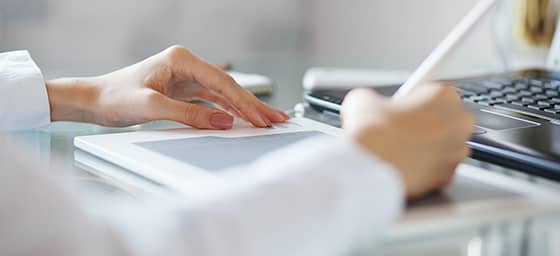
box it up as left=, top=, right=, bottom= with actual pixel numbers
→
left=0, top=0, right=555, bottom=108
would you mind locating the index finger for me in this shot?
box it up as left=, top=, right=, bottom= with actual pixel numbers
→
left=172, top=49, right=288, bottom=127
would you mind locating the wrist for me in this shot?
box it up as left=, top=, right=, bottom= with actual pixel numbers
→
left=45, top=77, right=100, bottom=123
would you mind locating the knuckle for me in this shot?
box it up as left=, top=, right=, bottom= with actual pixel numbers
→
left=213, top=73, right=244, bottom=96
left=166, top=45, right=193, bottom=61
left=142, top=90, right=163, bottom=104
left=237, top=102, right=256, bottom=114
left=183, top=104, right=203, bottom=125
left=222, top=74, right=241, bottom=90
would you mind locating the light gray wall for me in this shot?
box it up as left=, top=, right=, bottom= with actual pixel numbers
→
left=305, top=0, right=504, bottom=77
left=0, top=0, right=307, bottom=77
left=0, top=0, right=532, bottom=80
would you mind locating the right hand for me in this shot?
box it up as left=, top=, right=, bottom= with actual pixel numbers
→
left=342, top=84, right=475, bottom=199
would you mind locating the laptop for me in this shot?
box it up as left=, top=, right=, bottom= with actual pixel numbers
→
left=305, top=22, right=560, bottom=181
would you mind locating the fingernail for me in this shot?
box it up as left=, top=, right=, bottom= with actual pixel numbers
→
left=210, top=113, right=234, bottom=129
left=267, top=111, right=285, bottom=122
left=276, top=111, right=289, bottom=121
left=260, top=113, right=274, bottom=127
left=250, top=112, right=268, bottom=127
left=263, top=115, right=273, bottom=127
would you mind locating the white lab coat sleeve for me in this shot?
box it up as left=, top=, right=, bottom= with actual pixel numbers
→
left=174, top=137, right=405, bottom=256
left=0, top=50, right=51, bottom=130
left=0, top=136, right=404, bottom=256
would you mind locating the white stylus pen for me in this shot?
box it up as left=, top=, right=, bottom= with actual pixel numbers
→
left=392, top=0, right=498, bottom=99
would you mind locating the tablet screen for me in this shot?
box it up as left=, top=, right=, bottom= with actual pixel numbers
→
left=135, top=131, right=325, bottom=171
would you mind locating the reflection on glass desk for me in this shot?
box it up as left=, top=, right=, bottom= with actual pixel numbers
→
left=6, top=104, right=560, bottom=256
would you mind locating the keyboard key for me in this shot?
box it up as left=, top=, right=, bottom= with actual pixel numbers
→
left=546, top=90, right=559, bottom=97
left=462, top=78, right=560, bottom=120
left=521, top=98, right=535, bottom=104
left=548, top=80, right=560, bottom=88
left=488, top=91, right=505, bottom=99
left=469, top=96, right=492, bottom=103
left=477, top=99, right=492, bottom=106
left=537, top=101, right=553, bottom=108
left=502, top=88, right=519, bottom=94
left=459, top=84, right=490, bottom=94
left=514, top=83, right=529, bottom=90
left=530, top=87, right=544, bottom=94
left=505, top=95, right=520, bottom=101
left=490, top=78, right=514, bottom=85
left=529, top=79, right=544, bottom=87
left=494, top=104, right=559, bottom=120
left=533, top=94, right=549, bottom=101
left=489, top=99, right=506, bottom=105
left=457, top=89, right=475, bottom=97
left=481, top=81, right=504, bottom=90
left=513, top=78, right=530, bottom=84
left=544, top=109, right=560, bottom=115
left=511, top=101, right=526, bottom=106
left=527, top=104, right=542, bottom=110
left=476, top=99, right=506, bottom=106
left=517, top=91, right=533, bottom=97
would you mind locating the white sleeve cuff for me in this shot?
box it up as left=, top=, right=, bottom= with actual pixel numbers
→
left=189, top=136, right=405, bottom=256
left=0, top=50, right=50, bottom=130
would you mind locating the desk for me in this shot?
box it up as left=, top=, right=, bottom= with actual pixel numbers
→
left=6, top=85, right=560, bottom=256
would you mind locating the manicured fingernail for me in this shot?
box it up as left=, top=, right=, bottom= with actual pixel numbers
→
left=263, top=114, right=273, bottom=127
left=210, top=113, right=234, bottom=129
left=250, top=112, right=268, bottom=127
left=276, top=111, right=289, bottom=121
left=262, top=117, right=272, bottom=128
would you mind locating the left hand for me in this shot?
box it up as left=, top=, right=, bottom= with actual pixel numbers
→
left=46, top=45, right=289, bottom=129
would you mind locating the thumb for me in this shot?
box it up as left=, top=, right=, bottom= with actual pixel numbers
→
left=151, top=93, right=234, bottom=129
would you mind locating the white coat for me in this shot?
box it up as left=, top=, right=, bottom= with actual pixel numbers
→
left=0, top=50, right=404, bottom=256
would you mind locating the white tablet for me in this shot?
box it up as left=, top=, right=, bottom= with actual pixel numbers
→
left=74, top=117, right=342, bottom=193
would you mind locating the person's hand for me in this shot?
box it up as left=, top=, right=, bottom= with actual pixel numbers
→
left=342, top=84, right=475, bottom=199
left=45, top=45, right=289, bottom=129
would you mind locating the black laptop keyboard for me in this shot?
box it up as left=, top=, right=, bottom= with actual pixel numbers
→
left=457, top=77, right=560, bottom=119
